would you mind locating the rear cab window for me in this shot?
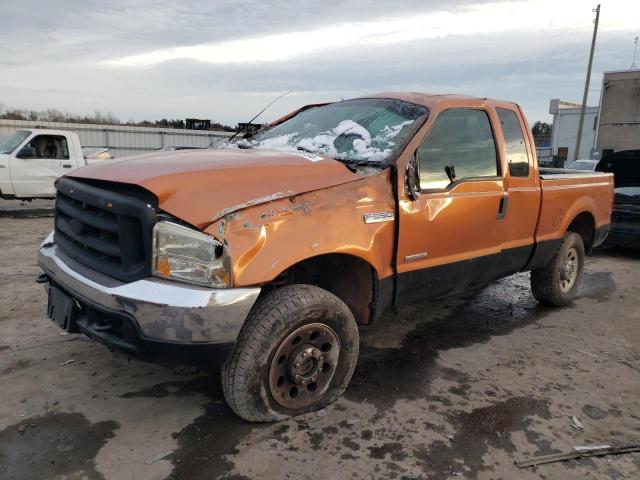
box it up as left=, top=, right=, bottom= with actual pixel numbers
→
left=496, top=107, right=530, bottom=178
left=417, top=108, right=499, bottom=190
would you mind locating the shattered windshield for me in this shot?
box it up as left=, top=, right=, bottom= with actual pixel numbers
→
left=239, top=98, right=427, bottom=165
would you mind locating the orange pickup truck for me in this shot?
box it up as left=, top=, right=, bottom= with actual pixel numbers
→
left=38, top=93, right=613, bottom=421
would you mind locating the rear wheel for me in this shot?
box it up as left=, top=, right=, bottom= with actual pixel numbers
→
left=222, top=284, right=359, bottom=422
left=531, top=232, right=585, bottom=306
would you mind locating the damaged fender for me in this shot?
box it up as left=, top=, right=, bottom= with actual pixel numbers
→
left=204, top=172, right=397, bottom=289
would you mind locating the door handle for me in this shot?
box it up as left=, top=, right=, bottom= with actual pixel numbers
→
left=497, top=196, right=509, bottom=220
left=62, top=164, right=72, bottom=169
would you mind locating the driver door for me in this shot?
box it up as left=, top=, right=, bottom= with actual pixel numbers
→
left=396, top=107, right=506, bottom=305
left=10, top=134, right=72, bottom=197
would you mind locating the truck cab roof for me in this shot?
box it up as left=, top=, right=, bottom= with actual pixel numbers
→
left=358, top=92, right=520, bottom=110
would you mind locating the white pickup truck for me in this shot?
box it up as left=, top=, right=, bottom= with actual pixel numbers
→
left=0, top=129, right=97, bottom=199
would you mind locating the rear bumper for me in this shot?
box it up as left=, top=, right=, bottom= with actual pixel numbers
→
left=38, top=231, right=261, bottom=362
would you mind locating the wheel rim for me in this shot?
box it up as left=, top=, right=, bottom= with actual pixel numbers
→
left=559, top=247, right=579, bottom=293
left=268, top=323, right=340, bottom=409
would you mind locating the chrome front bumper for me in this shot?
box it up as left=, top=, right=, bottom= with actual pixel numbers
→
left=38, top=231, right=261, bottom=344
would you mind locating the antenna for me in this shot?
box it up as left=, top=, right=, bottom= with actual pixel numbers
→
left=631, top=36, right=638, bottom=70
left=209, top=90, right=293, bottom=147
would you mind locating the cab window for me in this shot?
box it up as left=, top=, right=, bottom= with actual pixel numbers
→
left=497, top=108, right=530, bottom=177
left=28, top=135, right=69, bottom=160
left=417, top=108, right=498, bottom=190
left=0, top=130, right=31, bottom=154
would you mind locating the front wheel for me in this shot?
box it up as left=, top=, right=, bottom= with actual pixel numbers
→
left=222, top=284, right=359, bottom=422
left=531, top=232, right=585, bottom=306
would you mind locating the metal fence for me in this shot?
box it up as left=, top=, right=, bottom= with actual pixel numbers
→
left=0, top=119, right=235, bottom=158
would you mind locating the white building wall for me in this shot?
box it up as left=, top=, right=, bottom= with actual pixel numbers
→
left=0, top=119, right=235, bottom=158
left=549, top=99, right=598, bottom=162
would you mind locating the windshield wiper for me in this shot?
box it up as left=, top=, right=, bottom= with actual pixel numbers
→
left=296, top=147, right=385, bottom=169
left=335, top=157, right=386, bottom=168
left=296, top=145, right=316, bottom=154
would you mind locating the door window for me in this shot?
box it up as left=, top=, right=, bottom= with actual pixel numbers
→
left=27, top=135, right=69, bottom=159
left=417, top=108, right=498, bottom=190
left=497, top=108, right=530, bottom=177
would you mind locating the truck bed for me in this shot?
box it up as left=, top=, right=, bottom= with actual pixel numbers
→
left=539, top=167, right=609, bottom=179
left=536, top=168, right=614, bottom=246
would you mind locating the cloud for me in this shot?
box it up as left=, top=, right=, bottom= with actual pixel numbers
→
left=103, top=0, right=639, bottom=67
left=0, top=0, right=479, bottom=62
left=0, top=0, right=637, bottom=126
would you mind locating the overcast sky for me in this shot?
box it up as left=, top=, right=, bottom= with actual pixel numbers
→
left=1, top=0, right=638, bottom=126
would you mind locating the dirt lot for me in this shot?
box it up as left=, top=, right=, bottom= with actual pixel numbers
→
left=0, top=216, right=638, bottom=480
left=0, top=199, right=54, bottom=219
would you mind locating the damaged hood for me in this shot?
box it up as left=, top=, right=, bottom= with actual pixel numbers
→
left=69, top=148, right=362, bottom=229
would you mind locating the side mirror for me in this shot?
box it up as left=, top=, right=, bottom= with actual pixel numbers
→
left=16, top=146, right=36, bottom=159
left=406, top=153, right=421, bottom=200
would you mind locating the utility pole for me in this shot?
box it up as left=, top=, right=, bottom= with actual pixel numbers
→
left=574, top=4, right=600, bottom=161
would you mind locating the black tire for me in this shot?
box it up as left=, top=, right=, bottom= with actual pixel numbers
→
left=222, top=284, right=359, bottom=422
left=531, top=232, right=585, bottom=306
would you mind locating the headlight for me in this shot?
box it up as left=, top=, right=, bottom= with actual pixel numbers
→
left=152, top=221, right=231, bottom=288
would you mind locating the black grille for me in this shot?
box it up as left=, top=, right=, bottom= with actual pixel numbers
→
left=54, top=177, right=156, bottom=282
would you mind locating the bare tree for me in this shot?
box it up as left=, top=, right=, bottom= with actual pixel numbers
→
left=0, top=104, right=235, bottom=131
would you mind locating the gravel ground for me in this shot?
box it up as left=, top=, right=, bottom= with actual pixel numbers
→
left=0, top=199, right=54, bottom=218
left=0, top=217, right=638, bottom=480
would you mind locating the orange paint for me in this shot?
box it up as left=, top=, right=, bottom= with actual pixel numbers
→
left=69, top=92, right=613, bottom=290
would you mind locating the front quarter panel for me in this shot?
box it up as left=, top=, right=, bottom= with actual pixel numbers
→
left=205, top=171, right=396, bottom=287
